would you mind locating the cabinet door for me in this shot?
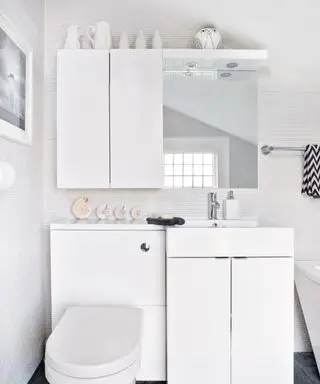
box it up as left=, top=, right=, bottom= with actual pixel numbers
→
left=167, top=258, right=230, bottom=384
left=232, top=258, right=293, bottom=384
left=57, top=51, right=110, bottom=188
left=110, top=50, right=163, bottom=188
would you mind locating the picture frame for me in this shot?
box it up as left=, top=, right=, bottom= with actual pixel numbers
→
left=0, top=12, right=33, bottom=145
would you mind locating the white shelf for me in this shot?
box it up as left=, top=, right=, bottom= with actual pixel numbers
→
left=163, top=48, right=268, bottom=72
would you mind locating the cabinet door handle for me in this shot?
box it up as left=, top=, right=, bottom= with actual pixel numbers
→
left=141, top=243, right=150, bottom=252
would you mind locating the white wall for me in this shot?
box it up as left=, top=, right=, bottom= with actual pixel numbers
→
left=0, top=1, right=45, bottom=383
left=44, top=0, right=320, bottom=352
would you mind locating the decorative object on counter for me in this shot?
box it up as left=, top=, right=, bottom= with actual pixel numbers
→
left=64, top=25, right=81, bottom=49
left=0, top=12, right=33, bottom=145
left=96, top=204, right=115, bottom=220
left=0, top=162, right=15, bottom=190
left=135, top=30, right=146, bottom=49
left=302, top=144, right=320, bottom=198
left=118, top=31, right=130, bottom=49
left=71, top=196, right=92, bottom=220
left=114, top=205, right=126, bottom=220
left=87, top=21, right=112, bottom=49
left=194, top=26, right=224, bottom=49
left=147, top=216, right=185, bottom=226
left=223, top=190, right=240, bottom=220
left=130, top=206, right=144, bottom=220
left=152, top=30, right=162, bottom=49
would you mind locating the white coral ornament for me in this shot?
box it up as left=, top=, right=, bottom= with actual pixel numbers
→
left=194, top=27, right=224, bottom=49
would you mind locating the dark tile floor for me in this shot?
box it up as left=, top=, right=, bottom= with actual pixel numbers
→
left=295, top=353, right=320, bottom=384
left=29, top=353, right=319, bottom=384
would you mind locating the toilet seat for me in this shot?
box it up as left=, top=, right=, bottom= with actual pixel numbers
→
left=45, top=306, right=142, bottom=379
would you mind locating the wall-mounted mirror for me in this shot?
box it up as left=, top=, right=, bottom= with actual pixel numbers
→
left=163, top=70, right=257, bottom=189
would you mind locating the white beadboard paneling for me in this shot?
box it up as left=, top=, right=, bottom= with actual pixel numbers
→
left=0, top=0, right=45, bottom=383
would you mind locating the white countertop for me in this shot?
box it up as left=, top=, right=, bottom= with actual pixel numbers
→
left=50, top=220, right=165, bottom=231
left=50, top=219, right=292, bottom=231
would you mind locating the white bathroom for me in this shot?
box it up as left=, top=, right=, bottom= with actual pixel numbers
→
left=0, top=0, right=319, bottom=383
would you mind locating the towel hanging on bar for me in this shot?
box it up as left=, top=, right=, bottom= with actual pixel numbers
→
left=302, top=145, right=320, bottom=198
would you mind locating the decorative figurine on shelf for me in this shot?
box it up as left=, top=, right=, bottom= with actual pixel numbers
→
left=135, top=30, right=146, bottom=49
left=119, top=31, right=130, bottom=49
left=152, top=30, right=162, bottom=49
left=114, top=205, right=127, bottom=220
left=64, top=25, right=81, bottom=49
left=71, top=196, right=92, bottom=220
left=194, top=26, right=224, bottom=49
left=96, top=204, right=115, bottom=220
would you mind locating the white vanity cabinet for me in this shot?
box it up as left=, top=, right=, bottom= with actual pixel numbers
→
left=167, top=228, right=294, bottom=384
left=56, top=50, right=163, bottom=189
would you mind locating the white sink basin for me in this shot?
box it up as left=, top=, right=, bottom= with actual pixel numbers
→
left=183, top=219, right=258, bottom=228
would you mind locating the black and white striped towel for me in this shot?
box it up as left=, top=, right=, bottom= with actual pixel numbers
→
left=302, top=145, right=320, bottom=198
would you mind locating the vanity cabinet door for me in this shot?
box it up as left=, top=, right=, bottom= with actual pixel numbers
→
left=167, top=258, right=230, bottom=384
left=57, top=50, right=110, bottom=188
left=232, top=258, right=294, bottom=384
left=110, top=50, right=163, bottom=188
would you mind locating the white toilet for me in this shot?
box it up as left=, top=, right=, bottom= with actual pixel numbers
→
left=295, top=261, right=320, bottom=374
left=45, top=306, right=142, bottom=384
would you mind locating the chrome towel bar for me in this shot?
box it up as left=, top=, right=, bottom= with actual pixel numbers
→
left=261, top=145, right=305, bottom=156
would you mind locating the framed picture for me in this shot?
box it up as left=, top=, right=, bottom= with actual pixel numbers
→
left=0, top=12, right=33, bottom=145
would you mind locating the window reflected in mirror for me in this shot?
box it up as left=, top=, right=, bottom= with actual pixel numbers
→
left=164, top=153, right=218, bottom=188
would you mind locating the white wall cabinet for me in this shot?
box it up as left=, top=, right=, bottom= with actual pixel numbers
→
left=110, top=50, right=164, bottom=188
left=57, top=51, right=110, bottom=188
left=167, top=256, right=293, bottom=384
left=57, top=50, right=163, bottom=189
left=167, top=258, right=231, bottom=384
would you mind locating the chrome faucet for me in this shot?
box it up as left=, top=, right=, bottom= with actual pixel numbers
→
left=208, top=192, right=220, bottom=220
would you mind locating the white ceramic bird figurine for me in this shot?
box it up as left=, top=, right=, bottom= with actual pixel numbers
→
left=194, top=26, right=224, bottom=49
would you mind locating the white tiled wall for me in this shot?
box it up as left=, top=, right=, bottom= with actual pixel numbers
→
left=44, top=0, right=320, bottom=352
left=0, top=1, right=45, bottom=383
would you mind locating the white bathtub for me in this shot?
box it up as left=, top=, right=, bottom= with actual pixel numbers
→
left=295, top=261, right=320, bottom=374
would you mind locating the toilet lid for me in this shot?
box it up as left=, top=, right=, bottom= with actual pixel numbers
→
left=45, top=306, right=142, bottom=379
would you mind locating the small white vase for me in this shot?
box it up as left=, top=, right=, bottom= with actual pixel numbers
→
left=119, top=31, right=130, bottom=49
left=152, top=30, right=162, bottom=49
left=135, top=30, right=146, bottom=49
left=64, top=25, right=81, bottom=49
